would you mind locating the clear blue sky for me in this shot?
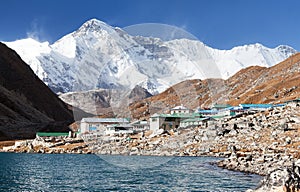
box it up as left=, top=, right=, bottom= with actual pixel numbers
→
left=1, top=0, right=300, bottom=50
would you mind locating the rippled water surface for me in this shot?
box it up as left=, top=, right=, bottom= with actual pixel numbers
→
left=0, top=153, right=261, bottom=191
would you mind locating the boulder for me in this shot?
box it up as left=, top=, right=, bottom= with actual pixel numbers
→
left=249, top=160, right=300, bottom=192
left=285, top=137, right=292, bottom=145
left=14, top=141, right=28, bottom=148
left=149, top=129, right=164, bottom=138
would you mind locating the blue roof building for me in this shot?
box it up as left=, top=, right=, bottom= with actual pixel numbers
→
left=239, top=104, right=273, bottom=110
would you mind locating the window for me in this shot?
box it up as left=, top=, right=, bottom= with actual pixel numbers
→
left=151, top=118, right=157, bottom=122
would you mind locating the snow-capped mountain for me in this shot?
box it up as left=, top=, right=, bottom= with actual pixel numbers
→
left=4, top=19, right=297, bottom=94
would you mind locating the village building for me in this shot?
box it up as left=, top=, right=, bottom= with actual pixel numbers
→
left=196, top=108, right=234, bottom=118
left=215, top=108, right=234, bottom=117
left=80, top=118, right=129, bottom=134
left=179, top=117, right=216, bottom=128
left=170, top=105, right=193, bottom=114
left=197, top=109, right=218, bottom=116
left=105, top=124, right=134, bottom=135
left=150, top=105, right=204, bottom=130
left=239, top=104, right=273, bottom=111
left=105, top=120, right=149, bottom=135
left=131, top=120, right=150, bottom=132
left=150, top=113, right=177, bottom=131
left=227, top=106, right=246, bottom=116
left=150, top=112, right=218, bottom=130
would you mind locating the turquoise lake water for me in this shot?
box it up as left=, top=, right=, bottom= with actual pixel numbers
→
left=0, top=153, right=261, bottom=191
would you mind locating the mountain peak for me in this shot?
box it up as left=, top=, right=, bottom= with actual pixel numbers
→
left=76, top=18, right=113, bottom=34
left=84, top=18, right=108, bottom=26
left=252, top=43, right=264, bottom=47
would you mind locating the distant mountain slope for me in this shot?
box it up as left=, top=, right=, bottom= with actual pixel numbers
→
left=0, top=43, right=74, bottom=140
left=225, top=53, right=300, bottom=105
left=4, top=19, right=297, bottom=94
left=59, top=85, right=152, bottom=118
left=128, top=53, right=300, bottom=119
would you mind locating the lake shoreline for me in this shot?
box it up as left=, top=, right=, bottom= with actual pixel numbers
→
left=1, top=130, right=299, bottom=192
left=0, top=124, right=295, bottom=177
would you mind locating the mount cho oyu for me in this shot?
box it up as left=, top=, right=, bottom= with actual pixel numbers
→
left=4, top=19, right=297, bottom=95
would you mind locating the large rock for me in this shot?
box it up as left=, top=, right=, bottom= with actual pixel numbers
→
left=248, top=160, right=300, bottom=192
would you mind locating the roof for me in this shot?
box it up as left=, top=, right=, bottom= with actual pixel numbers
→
left=36, top=132, right=69, bottom=137
left=131, top=120, right=148, bottom=125
left=81, top=118, right=129, bottom=123
left=171, top=105, right=189, bottom=110
left=151, top=113, right=201, bottom=118
left=274, top=104, right=286, bottom=107
left=211, top=115, right=227, bottom=119
left=197, top=109, right=218, bottom=114
left=239, top=104, right=273, bottom=109
left=230, top=106, right=244, bottom=110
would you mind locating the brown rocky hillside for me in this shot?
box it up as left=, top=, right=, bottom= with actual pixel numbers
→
left=129, top=78, right=226, bottom=119
left=0, top=43, right=74, bottom=140
left=129, top=53, right=300, bottom=119
left=226, top=53, right=300, bottom=105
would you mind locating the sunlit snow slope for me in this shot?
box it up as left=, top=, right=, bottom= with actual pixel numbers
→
left=4, top=19, right=297, bottom=94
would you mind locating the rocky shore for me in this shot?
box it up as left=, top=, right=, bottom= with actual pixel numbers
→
left=0, top=136, right=90, bottom=154
left=1, top=105, right=299, bottom=191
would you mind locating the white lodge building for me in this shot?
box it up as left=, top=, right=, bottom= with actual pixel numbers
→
left=170, top=105, right=192, bottom=114
left=80, top=118, right=129, bottom=134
